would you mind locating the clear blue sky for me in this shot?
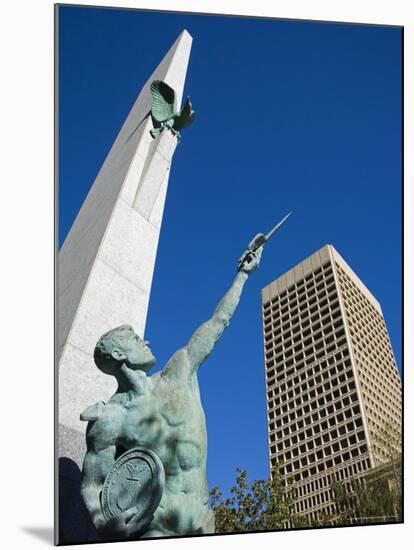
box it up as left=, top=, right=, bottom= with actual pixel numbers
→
left=58, top=6, right=402, bottom=497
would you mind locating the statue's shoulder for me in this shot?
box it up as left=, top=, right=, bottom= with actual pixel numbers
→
left=80, top=400, right=106, bottom=422
left=160, top=347, right=189, bottom=381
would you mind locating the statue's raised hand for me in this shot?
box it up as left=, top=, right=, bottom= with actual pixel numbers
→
left=238, top=246, right=263, bottom=274
left=237, top=213, right=291, bottom=274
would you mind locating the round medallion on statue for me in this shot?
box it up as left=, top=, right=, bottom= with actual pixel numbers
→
left=101, top=447, right=165, bottom=523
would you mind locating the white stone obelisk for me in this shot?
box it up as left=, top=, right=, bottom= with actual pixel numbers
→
left=57, top=30, right=192, bottom=476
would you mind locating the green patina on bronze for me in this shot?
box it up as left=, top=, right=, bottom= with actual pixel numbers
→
left=80, top=244, right=263, bottom=541
left=149, top=80, right=195, bottom=140
left=80, top=213, right=292, bottom=540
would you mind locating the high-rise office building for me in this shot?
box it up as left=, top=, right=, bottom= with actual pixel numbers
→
left=261, top=244, right=401, bottom=523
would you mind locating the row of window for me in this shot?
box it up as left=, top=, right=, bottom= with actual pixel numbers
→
left=278, top=431, right=366, bottom=474
left=363, top=391, right=401, bottom=426
left=267, top=337, right=348, bottom=385
left=265, top=319, right=344, bottom=357
left=271, top=384, right=361, bottom=429
left=263, top=288, right=340, bottom=332
left=267, top=349, right=351, bottom=403
left=263, top=263, right=333, bottom=310
left=270, top=402, right=362, bottom=450
left=265, top=306, right=342, bottom=349
left=267, top=349, right=351, bottom=397
left=336, top=264, right=380, bottom=318
left=342, top=290, right=382, bottom=328
left=360, top=374, right=401, bottom=406
left=269, top=367, right=355, bottom=413
left=270, top=377, right=357, bottom=424
left=264, top=308, right=342, bottom=351
left=350, top=325, right=395, bottom=367
left=275, top=443, right=369, bottom=482
left=348, top=318, right=394, bottom=357
left=272, top=418, right=365, bottom=464
left=266, top=328, right=346, bottom=372
left=365, top=404, right=401, bottom=437
left=296, top=472, right=333, bottom=496
left=292, top=457, right=370, bottom=499
left=357, top=356, right=401, bottom=408
left=361, top=384, right=401, bottom=419
left=354, top=344, right=398, bottom=379
left=294, top=458, right=370, bottom=515
left=264, top=275, right=336, bottom=318
left=295, top=489, right=335, bottom=513
left=263, top=270, right=338, bottom=314
left=353, top=337, right=399, bottom=381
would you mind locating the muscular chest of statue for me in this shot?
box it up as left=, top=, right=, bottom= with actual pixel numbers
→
left=118, top=376, right=206, bottom=475
left=119, top=392, right=163, bottom=450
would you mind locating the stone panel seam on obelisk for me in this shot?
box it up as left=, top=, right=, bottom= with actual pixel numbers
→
left=133, top=135, right=177, bottom=219
left=98, top=257, right=149, bottom=294
left=58, top=30, right=192, bottom=365
left=119, top=194, right=166, bottom=231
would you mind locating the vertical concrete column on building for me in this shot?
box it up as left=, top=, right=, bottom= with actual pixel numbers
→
left=56, top=30, right=192, bottom=543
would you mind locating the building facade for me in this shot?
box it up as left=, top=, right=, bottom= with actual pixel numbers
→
left=261, top=244, right=401, bottom=523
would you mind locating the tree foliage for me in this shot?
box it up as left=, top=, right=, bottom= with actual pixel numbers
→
left=210, top=416, right=402, bottom=532
left=321, top=420, right=402, bottom=526
left=331, top=476, right=398, bottom=524
left=210, top=467, right=296, bottom=534
left=371, top=420, right=402, bottom=500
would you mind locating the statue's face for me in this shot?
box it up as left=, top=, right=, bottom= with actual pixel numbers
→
left=118, top=326, right=155, bottom=372
left=125, top=332, right=155, bottom=371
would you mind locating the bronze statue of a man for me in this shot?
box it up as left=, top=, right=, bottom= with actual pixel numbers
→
left=80, top=244, right=263, bottom=540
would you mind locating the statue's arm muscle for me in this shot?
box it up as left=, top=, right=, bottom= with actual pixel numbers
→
left=81, top=426, right=116, bottom=532
left=185, top=270, right=249, bottom=374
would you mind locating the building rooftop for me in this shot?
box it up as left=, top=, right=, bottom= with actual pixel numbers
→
left=261, top=244, right=381, bottom=314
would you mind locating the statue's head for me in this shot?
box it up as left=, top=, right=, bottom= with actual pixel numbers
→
left=94, top=324, right=155, bottom=375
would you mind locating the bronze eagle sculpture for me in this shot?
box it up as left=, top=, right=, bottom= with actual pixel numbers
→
left=149, top=80, right=195, bottom=140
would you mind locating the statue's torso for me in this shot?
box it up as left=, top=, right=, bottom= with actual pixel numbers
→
left=95, top=354, right=213, bottom=535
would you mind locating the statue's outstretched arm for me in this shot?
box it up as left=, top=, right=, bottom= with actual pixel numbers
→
left=185, top=246, right=263, bottom=374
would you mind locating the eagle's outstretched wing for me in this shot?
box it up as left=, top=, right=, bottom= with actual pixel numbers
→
left=150, top=80, right=176, bottom=122
left=174, top=98, right=195, bottom=131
